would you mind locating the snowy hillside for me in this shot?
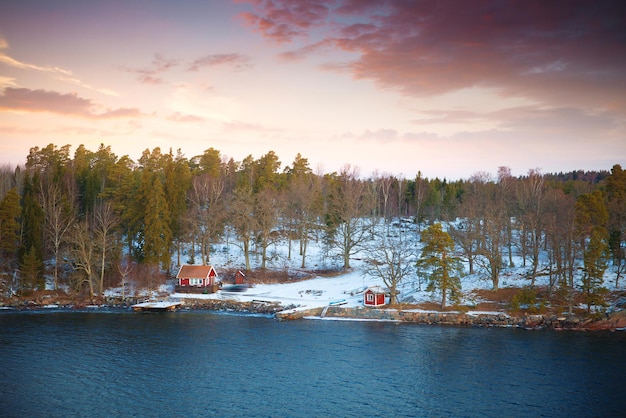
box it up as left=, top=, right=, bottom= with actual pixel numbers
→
left=158, top=220, right=625, bottom=312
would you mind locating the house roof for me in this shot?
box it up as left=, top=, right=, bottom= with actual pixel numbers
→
left=176, top=265, right=216, bottom=279
left=365, top=286, right=386, bottom=294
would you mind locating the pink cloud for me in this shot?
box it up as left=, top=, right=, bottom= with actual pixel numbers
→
left=0, top=87, right=141, bottom=119
left=122, top=53, right=180, bottom=84
left=238, top=0, right=626, bottom=111
left=414, top=105, right=617, bottom=135
left=187, top=53, right=251, bottom=71
left=168, top=112, right=205, bottom=122
left=237, top=0, right=332, bottom=43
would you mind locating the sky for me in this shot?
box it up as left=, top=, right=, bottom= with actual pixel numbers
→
left=0, top=0, right=625, bottom=180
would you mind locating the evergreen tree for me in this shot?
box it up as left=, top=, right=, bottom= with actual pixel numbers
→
left=164, top=149, right=191, bottom=267
left=72, top=144, right=97, bottom=216
left=142, top=174, right=172, bottom=269
left=580, top=227, right=609, bottom=313
left=254, top=150, right=282, bottom=192
left=20, top=174, right=44, bottom=288
left=605, top=164, right=626, bottom=285
left=109, top=157, right=141, bottom=259
left=19, top=245, right=43, bottom=293
left=575, top=190, right=610, bottom=313
left=197, top=147, right=222, bottom=177
left=0, top=187, right=22, bottom=268
left=417, top=223, right=463, bottom=309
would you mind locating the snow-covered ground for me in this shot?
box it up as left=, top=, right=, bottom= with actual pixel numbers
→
left=151, top=221, right=625, bottom=312
left=174, top=270, right=377, bottom=309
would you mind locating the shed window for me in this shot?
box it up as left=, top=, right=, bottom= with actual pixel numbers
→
left=190, top=278, right=202, bottom=285
left=366, top=293, right=374, bottom=302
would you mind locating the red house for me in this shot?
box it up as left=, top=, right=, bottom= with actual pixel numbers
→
left=176, top=265, right=218, bottom=288
left=364, top=286, right=386, bottom=307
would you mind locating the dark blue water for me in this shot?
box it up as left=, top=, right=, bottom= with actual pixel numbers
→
left=1, top=310, right=624, bottom=418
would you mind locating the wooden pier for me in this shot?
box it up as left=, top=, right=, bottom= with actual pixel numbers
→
left=131, top=300, right=183, bottom=312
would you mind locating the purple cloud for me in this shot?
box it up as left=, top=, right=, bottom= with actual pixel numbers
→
left=0, top=87, right=141, bottom=119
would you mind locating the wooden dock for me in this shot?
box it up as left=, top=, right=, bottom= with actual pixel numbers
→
left=131, top=300, right=183, bottom=312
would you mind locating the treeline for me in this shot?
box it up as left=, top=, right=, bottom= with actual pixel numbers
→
left=0, top=143, right=624, bottom=309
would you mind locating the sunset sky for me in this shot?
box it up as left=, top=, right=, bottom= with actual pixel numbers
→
left=1, top=0, right=624, bottom=180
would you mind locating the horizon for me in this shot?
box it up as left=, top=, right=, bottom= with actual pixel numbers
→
left=1, top=1, right=625, bottom=180
left=0, top=142, right=620, bottom=182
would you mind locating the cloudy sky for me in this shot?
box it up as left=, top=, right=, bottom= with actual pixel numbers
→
left=1, top=0, right=624, bottom=180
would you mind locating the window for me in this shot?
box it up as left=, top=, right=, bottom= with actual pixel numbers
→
left=190, top=278, right=202, bottom=286
left=366, top=293, right=374, bottom=302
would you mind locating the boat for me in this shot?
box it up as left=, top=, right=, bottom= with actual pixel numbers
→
left=221, top=284, right=250, bottom=293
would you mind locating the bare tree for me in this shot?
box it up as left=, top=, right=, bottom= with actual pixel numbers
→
left=452, top=172, right=491, bottom=275
left=285, top=170, right=321, bottom=268
left=94, top=202, right=118, bottom=295
left=497, top=166, right=516, bottom=268
left=327, top=165, right=373, bottom=269
left=516, top=169, right=546, bottom=285
left=187, top=174, right=225, bottom=264
left=474, top=178, right=507, bottom=291
left=68, top=220, right=96, bottom=299
left=363, top=228, right=415, bottom=305
left=412, top=172, right=428, bottom=230
left=229, top=188, right=256, bottom=270
left=543, top=188, right=576, bottom=302
left=41, top=182, right=75, bottom=290
left=254, top=190, right=280, bottom=269
left=117, top=256, right=136, bottom=301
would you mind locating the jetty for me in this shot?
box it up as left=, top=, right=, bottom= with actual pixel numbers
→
left=131, top=300, right=183, bottom=312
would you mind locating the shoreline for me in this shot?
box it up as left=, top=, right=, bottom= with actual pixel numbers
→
left=2, top=297, right=625, bottom=331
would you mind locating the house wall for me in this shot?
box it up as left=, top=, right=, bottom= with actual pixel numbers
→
left=179, top=277, right=213, bottom=286
left=364, top=290, right=385, bottom=306
left=376, top=293, right=385, bottom=305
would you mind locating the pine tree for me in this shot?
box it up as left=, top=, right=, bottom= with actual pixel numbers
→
left=580, top=227, right=609, bottom=313
left=605, top=164, right=626, bottom=286
left=142, top=174, right=172, bottom=269
left=417, top=223, right=463, bottom=309
left=164, top=149, right=191, bottom=267
left=20, top=245, right=43, bottom=293
left=0, top=187, right=22, bottom=267
left=575, top=190, right=610, bottom=313
left=20, top=174, right=44, bottom=287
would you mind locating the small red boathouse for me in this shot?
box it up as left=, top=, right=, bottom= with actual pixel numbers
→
left=364, top=286, right=386, bottom=307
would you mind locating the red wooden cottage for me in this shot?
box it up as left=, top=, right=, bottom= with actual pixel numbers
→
left=364, top=286, right=386, bottom=307
left=176, top=265, right=218, bottom=288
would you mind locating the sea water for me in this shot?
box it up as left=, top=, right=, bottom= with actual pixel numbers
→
left=1, top=310, right=624, bottom=417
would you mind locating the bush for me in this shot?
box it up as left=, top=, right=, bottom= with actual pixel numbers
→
left=511, top=287, right=544, bottom=314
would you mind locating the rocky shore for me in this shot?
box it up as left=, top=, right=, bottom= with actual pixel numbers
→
left=277, top=305, right=626, bottom=331
left=2, top=296, right=625, bottom=331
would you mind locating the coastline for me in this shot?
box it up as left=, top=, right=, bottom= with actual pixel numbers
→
left=2, top=296, right=625, bottom=331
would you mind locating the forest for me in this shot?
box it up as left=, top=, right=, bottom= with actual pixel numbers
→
left=0, top=143, right=624, bottom=314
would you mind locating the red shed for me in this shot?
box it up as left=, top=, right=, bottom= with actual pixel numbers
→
left=364, top=286, right=386, bottom=307
left=176, top=265, right=218, bottom=288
